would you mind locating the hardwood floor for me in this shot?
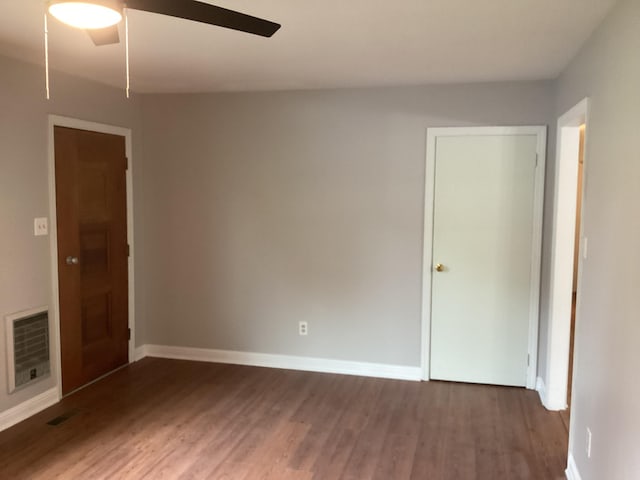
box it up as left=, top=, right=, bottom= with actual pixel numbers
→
left=0, top=358, right=569, bottom=479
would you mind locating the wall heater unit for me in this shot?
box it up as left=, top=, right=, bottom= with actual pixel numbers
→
left=6, top=307, right=50, bottom=393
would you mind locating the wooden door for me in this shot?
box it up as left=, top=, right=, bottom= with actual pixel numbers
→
left=429, top=132, right=539, bottom=387
left=54, top=126, right=129, bottom=395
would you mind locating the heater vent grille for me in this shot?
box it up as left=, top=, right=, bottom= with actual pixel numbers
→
left=6, top=307, right=50, bottom=392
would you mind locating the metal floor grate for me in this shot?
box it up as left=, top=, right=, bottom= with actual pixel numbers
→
left=47, top=409, right=80, bottom=426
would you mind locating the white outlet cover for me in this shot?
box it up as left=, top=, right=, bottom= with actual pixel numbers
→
left=34, top=217, right=48, bottom=236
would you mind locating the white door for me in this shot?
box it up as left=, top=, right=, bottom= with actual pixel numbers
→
left=426, top=128, right=544, bottom=387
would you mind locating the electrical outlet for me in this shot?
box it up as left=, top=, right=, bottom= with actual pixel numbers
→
left=586, top=428, right=592, bottom=458
left=34, top=217, right=48, bottom=236
left=298, top=321, right=308, bottom=336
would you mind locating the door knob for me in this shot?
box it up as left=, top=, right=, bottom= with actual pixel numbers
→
left=435, top=263, right=444, bottom=272
left=66, top=256, right=79, bottom=265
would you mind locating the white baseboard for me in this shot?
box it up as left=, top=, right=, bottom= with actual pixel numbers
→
left=565, top=453, right=583, bottom=480
left=536, top=376, right=547, bottom=405
left=0, top=387, right=59, bottom=432
left=137, top=344, right=422, bottom=381
left=536, top=376, right=567, bottom=411
left=545, top=384, right=569, bottom=411
left=134, top=345, right=148, bottom=362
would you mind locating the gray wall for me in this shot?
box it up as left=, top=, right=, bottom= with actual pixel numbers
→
left=140, top=82, right=554, bottom=366
left=555, top=0, right=640, bottom=477
left=0, top=55, right=144, bottom=412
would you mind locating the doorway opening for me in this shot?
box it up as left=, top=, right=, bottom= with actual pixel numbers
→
left=562, top=124, right=585, bottom=430
left=541, top=98, right=589, bottom=413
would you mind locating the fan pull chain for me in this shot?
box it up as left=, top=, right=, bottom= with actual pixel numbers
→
left=44, top=12, right=50, bottom=100
left=125, top=8, right=130, bottom=99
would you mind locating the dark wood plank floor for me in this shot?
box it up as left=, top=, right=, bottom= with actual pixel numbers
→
left=0, top=358, right=568, bottom=479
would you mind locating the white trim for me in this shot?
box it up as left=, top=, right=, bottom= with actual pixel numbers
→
left=536, top=376, right=546, bottom=399
left=542, top=384, right=570, bottom=411
left=421, top=126, right=547, bottom=388
left=0, top=387, right=58, bottom=432
left=565, top=453, right=583, bottom=480
left=420, top=129, right=437, bottom=381
left=536, top=375, right=567, bottom=411
left=47, top=115, right=135, bottom=400
left=422, top=126, right=546, bottom=138
left=529, top=128, right=547, bottom=389
left=544, top=98, right=589, bottom=411
left=138, top=345, right=422, bottom=381
left=134, top=345, right=148, bottom=362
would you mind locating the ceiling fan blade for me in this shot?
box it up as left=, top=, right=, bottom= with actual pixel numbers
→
left=87, top=25, right=120, bottom=46
left=125, top=0, right=280, bottom=38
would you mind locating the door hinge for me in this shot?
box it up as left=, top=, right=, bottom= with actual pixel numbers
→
left=124, top=157, right=129, bottom=171
left=127, top=328, right=131, bottom=340
left=126, top=244, right=130, bottom=257
left=527, top=354, right=530, bottom=366
left=535, top=154, right=539, bottom=168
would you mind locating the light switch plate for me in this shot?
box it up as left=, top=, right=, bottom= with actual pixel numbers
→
left=34, top=217, right=48, bottom=236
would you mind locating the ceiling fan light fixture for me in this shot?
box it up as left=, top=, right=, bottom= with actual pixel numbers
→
left=48, top=0, right=123, bottom=30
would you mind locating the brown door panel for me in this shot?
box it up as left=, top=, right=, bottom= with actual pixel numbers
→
left=54, top=126, right=128, bottom=395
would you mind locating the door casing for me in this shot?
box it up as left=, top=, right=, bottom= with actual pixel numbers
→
left=420, top=126, right=547, bottom=389
left=543, top=98, right=589, bottom=411
left=48, top=115, right=135, bottom=400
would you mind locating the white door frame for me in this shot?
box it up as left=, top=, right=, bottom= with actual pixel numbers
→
left=540, top=98, right=589, bottom=410
left=420, top=126, right=547, bottom=389
left=47, top=115, right=136, bottom=400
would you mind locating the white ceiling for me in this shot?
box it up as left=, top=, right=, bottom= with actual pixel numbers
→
left=0, top=0, right=616, bottom=93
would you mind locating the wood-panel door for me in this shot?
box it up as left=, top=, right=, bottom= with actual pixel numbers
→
left=54, top=126, right=129, bottom=395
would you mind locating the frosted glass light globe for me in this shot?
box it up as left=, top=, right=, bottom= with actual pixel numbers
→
left=49, top=1, right=122, bottom=30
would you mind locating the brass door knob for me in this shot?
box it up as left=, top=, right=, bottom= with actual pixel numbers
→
left=435, top=263, right=444, bottom=272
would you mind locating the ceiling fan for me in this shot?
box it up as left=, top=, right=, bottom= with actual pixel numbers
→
left=47, top=0, right=281, bottom=46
